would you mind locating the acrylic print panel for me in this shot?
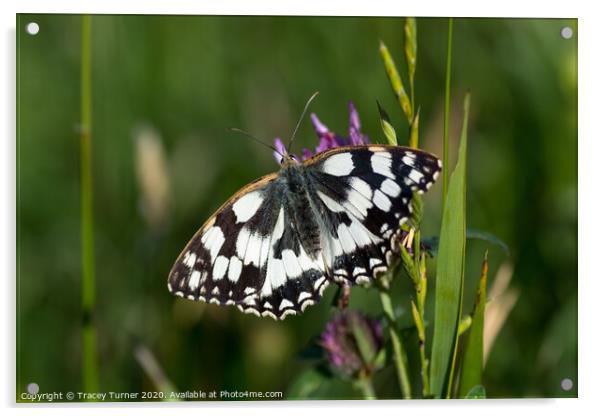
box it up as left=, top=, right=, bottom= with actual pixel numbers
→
left=16, top=14, right=577, bottom=402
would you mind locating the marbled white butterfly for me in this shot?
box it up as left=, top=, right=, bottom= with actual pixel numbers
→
left=168, top=144, right=441, bottom=319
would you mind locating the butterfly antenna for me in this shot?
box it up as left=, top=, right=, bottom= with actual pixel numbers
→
left=287, top=91, right=320, bottom=153
left=226, top=127, right=281, bottom=156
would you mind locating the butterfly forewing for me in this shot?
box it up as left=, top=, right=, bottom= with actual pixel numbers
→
left=168, top=172, right=330, bottom=320
left=303, top=145, right=441, bottom=285
left=168, top=144, right=441, bottom=320
left=168, top=173, right=279, bottom=305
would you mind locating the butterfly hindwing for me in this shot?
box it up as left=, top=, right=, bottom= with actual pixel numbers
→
left=252, top=205, right=329, bottom=319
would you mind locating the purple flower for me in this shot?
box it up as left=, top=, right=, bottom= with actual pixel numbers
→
left=273, top=137, right=287, bottom=165
left=273, top=137, right=302, bottom=164
left=273, top=101, right=370, bottom=164
left=320, top=310, right=383, bottom=378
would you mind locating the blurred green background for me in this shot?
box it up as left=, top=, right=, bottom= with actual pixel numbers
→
left=17, top=15, right=577, bottom=400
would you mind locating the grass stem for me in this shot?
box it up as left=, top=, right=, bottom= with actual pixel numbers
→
left=80, top=14, right=99, bottom=393
left=442, top=18, right=453, bottom=205
left=413, top=248, right=431, bottom=397
left=355, top=376, right=377, bottom=400
left=379, top=289, right=412, bottom=399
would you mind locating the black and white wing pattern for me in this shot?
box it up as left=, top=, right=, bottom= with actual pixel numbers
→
left=167, top=173, right=330, bottom=320
left=168, top=144, right=441, bottom=319
left=303, top=145, right=441, bottom=285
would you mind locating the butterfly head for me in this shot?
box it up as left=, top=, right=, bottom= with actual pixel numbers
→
left=278, top=91, right=320, bottom=169
left=279, top=151, right=301, bottom=168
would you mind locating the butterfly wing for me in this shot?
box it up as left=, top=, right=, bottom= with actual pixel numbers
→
left=303, top=144, right=441, bottom=284
left=253, top=203, right=330, bottom=319
left=169, top=144, right=440, bottom=320
left=167, top=171, right=329, bottom=320
left=167, top=173, right=279, bottom=308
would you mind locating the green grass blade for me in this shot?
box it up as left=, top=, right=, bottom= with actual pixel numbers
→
left=376, top=100, right=398, bottom=145
left=80, top=14, right=99, bottom=393
left=464, top=385, right=486, bottom=399
left=444, top=93, right=473, bottom=398
left=429, top=92, right=470, bottom=398
left=378, top=289, right=412, bottom=399
left=379, top=41, right=412, bottom=123
left=442, top=18, right=453, bottom=206
left=286, top=369, right=328, bottom=399
left=459, top=251, right=488, bottom=397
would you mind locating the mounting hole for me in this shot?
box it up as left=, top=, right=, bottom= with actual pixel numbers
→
left=560, top=26, right=573, bottom=40
left=560, top=378, right=573, bottom=391
left=26, top=22, right=40, bottom=36
left=26, top=382, right=39, bottom=394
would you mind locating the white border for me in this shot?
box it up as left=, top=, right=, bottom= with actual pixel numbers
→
left=7, top=0, right=587, bottom=17
left=3, top=1, right=601, bottom=415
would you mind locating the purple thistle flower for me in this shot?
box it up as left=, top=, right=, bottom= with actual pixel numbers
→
left=320, top=310, right=383, bottom=378
left=273, top=137, right=286, bottom=164
left=273, top=101, right=370, bottom=164
left=301, top=147, right=314, bottom=161
left=348, top=101, right=369, bottom=145
left=273, top=137, right=301, bottom=164
left=273, top=137, right=287, bottom=165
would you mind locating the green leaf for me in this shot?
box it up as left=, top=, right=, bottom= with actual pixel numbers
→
left=287, top=368, right=361, bottom=399
left=457, top=314, right=473, bottom=336
left=376, top=101, right=398, bottom=145
left=286, top=368, right=328, bottom=399
left=429, top=92, right=470, bottom=398
left=464, top=385, right=486, bottom=399
left=459, top=251, right=488, bottom=397
left=373, top=345, right=387, bottom=369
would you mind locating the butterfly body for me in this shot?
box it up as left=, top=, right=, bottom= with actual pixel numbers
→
left=168, top=145, right=441, bottom=319
left=277, top=160, right=324, bottom=258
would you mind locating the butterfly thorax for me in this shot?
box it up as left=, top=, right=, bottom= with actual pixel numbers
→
left=278, top=163, right=323, bottom=260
